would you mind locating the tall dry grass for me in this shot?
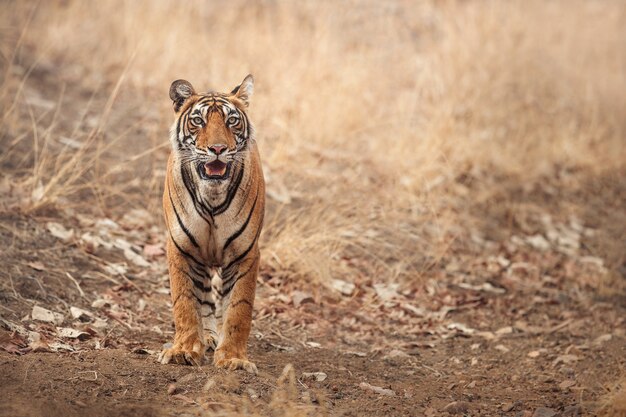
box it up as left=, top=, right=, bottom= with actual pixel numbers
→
left=1, top=0, right=625, bottom=287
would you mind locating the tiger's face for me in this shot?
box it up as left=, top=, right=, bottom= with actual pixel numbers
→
left=169, top=76, right=254, bottom=186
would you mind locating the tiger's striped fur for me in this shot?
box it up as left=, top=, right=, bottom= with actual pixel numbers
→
left=158, top=75, right=265, bottom=374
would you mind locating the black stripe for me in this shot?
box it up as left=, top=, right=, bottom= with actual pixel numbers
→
left=168, top=185, right=200, bottom=248
left=224, top=225, right=261, bottom=273
left=222, top=260, right=257, bottom=295
left=192, top=290, right=215, bottom=307
left=192, top=292, right=216, bottom=307
left=181, top=164, right=213, bottom=223
left=212, top=162, right=244, bottom=215
left=223, top=189, right=258, bottom=251
left=169, top=231, right=205, bottom=269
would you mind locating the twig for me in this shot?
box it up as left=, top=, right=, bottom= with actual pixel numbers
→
left=65, top=272, right=85, bottom=298
left=103, top=310, right=133, bottom=330
left=546, top=318, right=574, bottom=334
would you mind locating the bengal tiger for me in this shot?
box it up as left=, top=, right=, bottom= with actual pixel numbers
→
left=158, top=75, right=265, bottom=374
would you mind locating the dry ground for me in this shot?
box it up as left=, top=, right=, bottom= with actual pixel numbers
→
left=1, top=1, right=625, bottom=416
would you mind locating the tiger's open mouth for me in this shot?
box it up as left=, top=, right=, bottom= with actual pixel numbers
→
left=198, top=160, right=231, bottom=180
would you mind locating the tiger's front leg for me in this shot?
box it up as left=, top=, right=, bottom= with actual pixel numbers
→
left=213, top=249, right=259, bottom=374
left=158, top=238, right=206, bottom=366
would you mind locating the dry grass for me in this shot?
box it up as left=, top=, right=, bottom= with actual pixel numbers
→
left=600, top=379, right=626, bottom=417
left=1, top=0, right=625, bottom=287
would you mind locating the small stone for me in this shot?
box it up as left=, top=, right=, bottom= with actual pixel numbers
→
left=495, top=344, right=510, bottom=353
left=443, top=401, right=470, bottom=414
left=559, top=380, right=576, bottom=390
left=502, top=402, right=515, bottom=412
left=532, top=407, right=557, bottom=417
left=167, top=384, right=177, bottom=395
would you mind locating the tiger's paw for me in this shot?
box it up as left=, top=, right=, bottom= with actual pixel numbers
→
left=158, top=341, right=204, bottom=366
left=215, top=357, right=258, bottom=374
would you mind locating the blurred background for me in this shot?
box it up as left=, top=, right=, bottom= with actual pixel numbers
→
left=1, top=0, right=624, bottom=289
left=1, top=1, right=626, bottom=414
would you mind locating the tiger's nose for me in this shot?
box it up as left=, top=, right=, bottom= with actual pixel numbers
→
left=208, top=144, right=228, bottom=155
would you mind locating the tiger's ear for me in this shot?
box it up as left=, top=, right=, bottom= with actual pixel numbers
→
left=230, top=74, right=254, bottom=107
left=169, top=79, right=195, bottom=112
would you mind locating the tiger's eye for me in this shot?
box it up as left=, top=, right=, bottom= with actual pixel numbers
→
left=192, top=117, right=203, bottom=125
left=227, top=115, right=239, bottom=125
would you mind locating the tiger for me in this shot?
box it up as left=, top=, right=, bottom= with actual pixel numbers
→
left=157, top=75, right=265, bottom=374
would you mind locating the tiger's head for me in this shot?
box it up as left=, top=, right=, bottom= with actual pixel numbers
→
left=168, top=75, right=254, bottom=184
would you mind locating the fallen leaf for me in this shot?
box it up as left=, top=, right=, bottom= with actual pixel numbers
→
left=383, top=349, right=411, bottom=360
left=553, top=354, right=580, bottom=367
left=46, top=222, right=74, bottom=242
left=56, top=327, right=91, bottom=340
left=592, top=334, right=612, bottom=346
left=27, top=261, right=45, bottom=271
left=457, top=282, right=506, bottom=294
left=447, top=322, right=476, bottom=335
left=331, top=279, right=355, bottom=296
left=104, top=263, right=128, bottom=276
left=70, top=306, right=93, bottom=321
left=526, top=234, right=551, bottom=251
left=496, top=326, right=514, bottom=336
left=292, top=291, right=314, bottom=307
left=302, top=372, right=327, bottom=382
left=359, top=382, right=395, bottom=396
left=344, top=351, right=367, bottom=357
left=32, top=305, right=64, bottom=325
left=123, top=248, right=150, bottom=267
left=373, top=283, right=400, bottom=301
